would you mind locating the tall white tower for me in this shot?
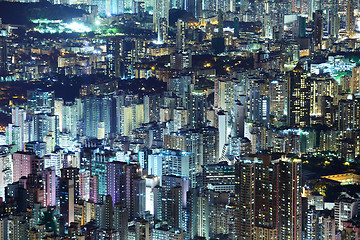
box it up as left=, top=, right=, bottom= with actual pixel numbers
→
left=153, top=0, right=170, bottom=42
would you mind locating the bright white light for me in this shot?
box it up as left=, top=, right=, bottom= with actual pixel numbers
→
left=66, top=22, right=91, bottom=32
left=223, top=27, right=233, bottom=33
left=152, top=40, right=163, bottom=45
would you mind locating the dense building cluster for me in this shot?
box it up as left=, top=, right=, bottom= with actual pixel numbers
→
left=2, top=0, right=360, bottom=239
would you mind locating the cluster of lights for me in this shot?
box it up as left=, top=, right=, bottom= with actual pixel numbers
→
left=65, top=22, right=91, bottom=33
left=32, top=19, right=92, bottom=34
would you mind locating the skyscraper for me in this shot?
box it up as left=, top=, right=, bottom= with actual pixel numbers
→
left=0, top=151, right=13, bottom=200
left=42, top=167, right=56, bottom=207
left=313, top=10, right=323, bottom=49
left=234, top=157, right=266, bottom=239
left=338, top=97, right=356, bottom=131
left=107, top=37, right=121, bottom=78
left=59, top=168, right=80, bottom=226
left=114, top=204, right=128, bottom=239
left=104, top=195, right=113, bottom=229
left=27, top=89, right=55, bottom=114
left=328, top=0, right=339, bottom=38
left=12, top=152, right=36, bottom=183
left=197, top=191, right=210, bottom=238
left=170, top=51, right=192, bottom=70
left=0, top=22, right=7, bottom=78
left=217, top=110, right=228, bottom=159
left=135, top=219, right=151, bottom=240
left=188, top=90, right=207, bottom=129
left=83, top=96, right=116, bottom=139
left=148, top=149, right=196, bottom=188
left=234, top=17, right=240, bottom=38
left=28, top=113, right=59, bottom=149
left=203, top=161, right=235, bottom=192
left=347, top=0, right=355, bottom=36
left=212, top=11, right=225, bottom=54
left=248, top=86, right=270, bottom=125
left=153, top=175, right=188, bottom=230
left=89, top=174, right=99, bottom=203
left=54, top=98, right=64, bottom=132
left=12, top=107, right=27, bottom=132
left=107, top=161, right=126, bottom=206
left=263, top=0, right=274, bottom=39
left=186, top=0, right=202, bottom=18
left=107, top=38, right=138, bottom=79
left=173, top=107, right=189, bottom=132
left=157, top=181, right=183, bottom=230
left=133, top=177, right=146, bottom=218
left=119, top=102, right=144, bottom=136
left=233, top=100, right=245, bottom=138
left=62, top=102, right=78, bottom=138
left=270, top=80, right=287, bottom=122
left=92, top=150, right=112, bottom=196
left=153, top=0, right=170, bottom=42
left=110, top=0, right=123, bottom=14
left=121, top=39, right=137, bottom=79
left=297, top=16, right=306, bottom=38
left=164, top=129, right=204, bottom=170
left=273, top=157, right=302, bottom=239
left=234, top=156, right=302, bottom=239
left=176, top=19, right=187, bottom=51
left=125, top=164, right=139, bottom=220
left=201, top=126, right=219, bottom=165
left=288, top=66, right=311, bottom=128
left=6, top=124, right=21, bottom=152
left=214, top=77, right=234, bottom=112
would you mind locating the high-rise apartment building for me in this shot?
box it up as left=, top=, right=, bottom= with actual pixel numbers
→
left=12, top=152, right=36, bottom=183
left=188, top=90, right=207, bottom=129
left=176, top=19, right=186, bottom=51
left=347, top=0, right=355, bottom=36
left=114, top=204, right=128, bottom=239
left=328, top=0, right=339, bottom=38
left=234, top=156, right=302, bottom=239
left=313, top=10, right=323, bottom=49
left=83, top=95, right=116, bottom=138
left=0, top=22, right=7, bottom=78
left=288, top=66, right=311, bottom=128
left=153, top=0, right=169, bottom=42
left=107, top=161, right=127, bottom=207
left=148, top=149, right=196, bottom=188
left=59, top=167, right=80, bottom=226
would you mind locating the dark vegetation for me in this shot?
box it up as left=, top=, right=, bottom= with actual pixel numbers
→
left=0, top=1, right=85, bottom=25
